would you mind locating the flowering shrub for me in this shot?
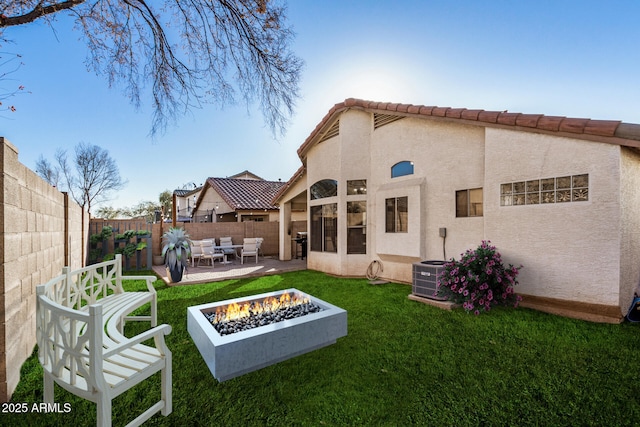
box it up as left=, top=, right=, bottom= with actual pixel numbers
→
left=436, top=241, right=522, bottom=315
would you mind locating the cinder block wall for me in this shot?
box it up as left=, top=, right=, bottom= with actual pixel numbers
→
left=0, top=138, right=87, bottom=402
left=148, top=221, right=282, bottom=259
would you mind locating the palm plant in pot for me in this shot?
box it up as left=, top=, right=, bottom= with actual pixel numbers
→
left=162, top=227, right=191, bottom=283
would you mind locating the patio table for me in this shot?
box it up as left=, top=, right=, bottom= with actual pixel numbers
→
left=214, top=245, right=243, bottom=264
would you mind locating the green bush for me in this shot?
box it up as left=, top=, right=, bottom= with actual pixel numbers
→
left=437, top=240, right=522, bottom=314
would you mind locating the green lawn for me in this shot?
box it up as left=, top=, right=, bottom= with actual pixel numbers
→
left=8, top=270, right=640, bottom=426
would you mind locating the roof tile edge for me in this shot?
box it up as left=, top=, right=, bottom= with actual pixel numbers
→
left=297, top=98, right=634, bottom=161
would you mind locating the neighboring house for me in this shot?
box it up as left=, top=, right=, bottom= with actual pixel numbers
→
left=273, top=98, right=640, bottom=323
left=192, top=171, right=286, bottom=222
left=174, top=185, right=202, bottom=222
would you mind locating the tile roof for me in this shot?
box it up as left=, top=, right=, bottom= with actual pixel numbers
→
left=270, top=165, right=305, bottom=206
left=229, top=170, right=264, bottom=180
left=297, top=98, right=640, bottom=160
left=206, top=177, right=286, bottom=210
left=173, top=186, right=202, bottom=197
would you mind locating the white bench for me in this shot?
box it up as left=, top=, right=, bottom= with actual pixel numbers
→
left=36, top=255, right=172, bottom=427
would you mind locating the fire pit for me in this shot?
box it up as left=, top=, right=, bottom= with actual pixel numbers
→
left=187, top=288, right=347, bottom=382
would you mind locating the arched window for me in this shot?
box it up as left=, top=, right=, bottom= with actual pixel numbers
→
left=310, top=179, right=338, bottom=200
left=391, top=161, right=414, bottom=178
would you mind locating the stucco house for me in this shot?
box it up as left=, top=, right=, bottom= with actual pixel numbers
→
left=192, top=171, right=285, bottom=222
left=273, top=98, right=640, bottom=323
left=174, top=185, right=203, bottom=222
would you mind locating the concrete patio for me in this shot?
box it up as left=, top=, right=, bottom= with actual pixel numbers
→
left=152, top=256, right=307, bottom=285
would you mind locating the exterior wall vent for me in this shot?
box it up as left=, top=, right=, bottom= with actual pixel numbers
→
left=374, top=113, right=403, bottom=129
left=318, top=120, right=340, bottom=143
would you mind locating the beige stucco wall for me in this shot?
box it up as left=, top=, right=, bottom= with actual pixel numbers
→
left=369, top=116, right=486, bottom=283
left=195, top=187, right=233, bottom=221
left=304, top=111, right=487, bottom=283
left=176, top=191, right=200, bottom=219
left=289, top=109, right=638, bottom=317
left=619, top=147, right=640, bottom=312
left=306, top=110, right=373, bottom=277
left=195, top=187, right=279, bottom=223
left=484, top=128, right=622, bottom=307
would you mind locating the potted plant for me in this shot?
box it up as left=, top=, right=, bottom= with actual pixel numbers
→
left=162, top=227, right=191, bottom=283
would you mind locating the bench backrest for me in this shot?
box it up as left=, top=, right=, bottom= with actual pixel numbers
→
left=60, top=255, right=126, bottom=310
left=36, top=276, right=105, bottom=394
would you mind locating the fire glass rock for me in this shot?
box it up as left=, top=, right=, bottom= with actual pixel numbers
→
left=204, top=301, right=323, bottom=335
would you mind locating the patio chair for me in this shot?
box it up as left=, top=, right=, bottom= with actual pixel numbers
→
left=219, top=237, right=238, bottom=262
left=241, top=238, right=259, bottom=264
left=201, top=239, right=223, bottom=267
left=256, top=237, right=264, bottom=259
left=190, top=240, right=203, bottom=267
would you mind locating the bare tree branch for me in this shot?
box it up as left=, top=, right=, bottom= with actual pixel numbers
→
left=0, top=1, right=86, bottom=27
left=0, top=0, right=303, bottom=137
left=34, top=154, right=60, bottom=186
left=46, top=142, right=127, bottom=214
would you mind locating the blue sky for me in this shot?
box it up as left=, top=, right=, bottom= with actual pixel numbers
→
left=2, top=0, right=640, bottom=212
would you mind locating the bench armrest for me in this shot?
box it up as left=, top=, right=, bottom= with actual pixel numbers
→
left=103, top=324, right=172, bottom=358
left=120, top=275, right=158, bottom=293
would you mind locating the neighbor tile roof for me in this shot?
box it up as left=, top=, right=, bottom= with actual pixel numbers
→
left=207, top=177, right=286, bottom=210
left=173, top=186, right=202, bottom=197
left=297, top=98, right=640, bottom=160
left=270, top=165, right=305, bottom=206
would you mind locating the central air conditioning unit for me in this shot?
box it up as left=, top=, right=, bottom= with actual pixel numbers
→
left=412, top=260, right=447, bottom=300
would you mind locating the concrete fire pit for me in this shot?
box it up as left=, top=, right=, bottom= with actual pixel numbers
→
left=187, top=288, right=347, bottom=382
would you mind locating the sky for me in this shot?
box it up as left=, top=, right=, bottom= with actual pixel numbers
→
left=2, top=0, right=640, bottom=212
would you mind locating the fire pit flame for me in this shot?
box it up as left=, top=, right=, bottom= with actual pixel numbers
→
left=207, top=291, right=319, bottom=335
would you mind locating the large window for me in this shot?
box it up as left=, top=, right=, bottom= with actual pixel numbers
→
left=310, top=179, right=338, bottom=200
left=347, top=179, right=367, bottom=195
left=310, top=204, right=337, bottom=252
left=456, top=188, right=483, bottom=217
left=347, top=201, right=366, bottom=254
left=391, top=161, right=414, bottom=178
left=385, top=196, right=408, bottom=233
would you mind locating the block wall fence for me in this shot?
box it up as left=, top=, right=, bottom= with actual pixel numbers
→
left=90, top=218, right=308, bottom=263
left=0, top=138, right=305, bottom=402
left=0, top=138, right=89, bottom=402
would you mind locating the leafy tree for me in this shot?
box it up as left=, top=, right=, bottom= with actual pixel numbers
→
left=159, top=190, right=172, bottom=219
left=94, top=205, right=120, bottom=219
left=37, top=142, right=127, bottom=214
left=123, top=200, right=160, bottom=222
left=0, top=0, right=303, bottom=136
left=97, top=190, right=171, bottom=221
